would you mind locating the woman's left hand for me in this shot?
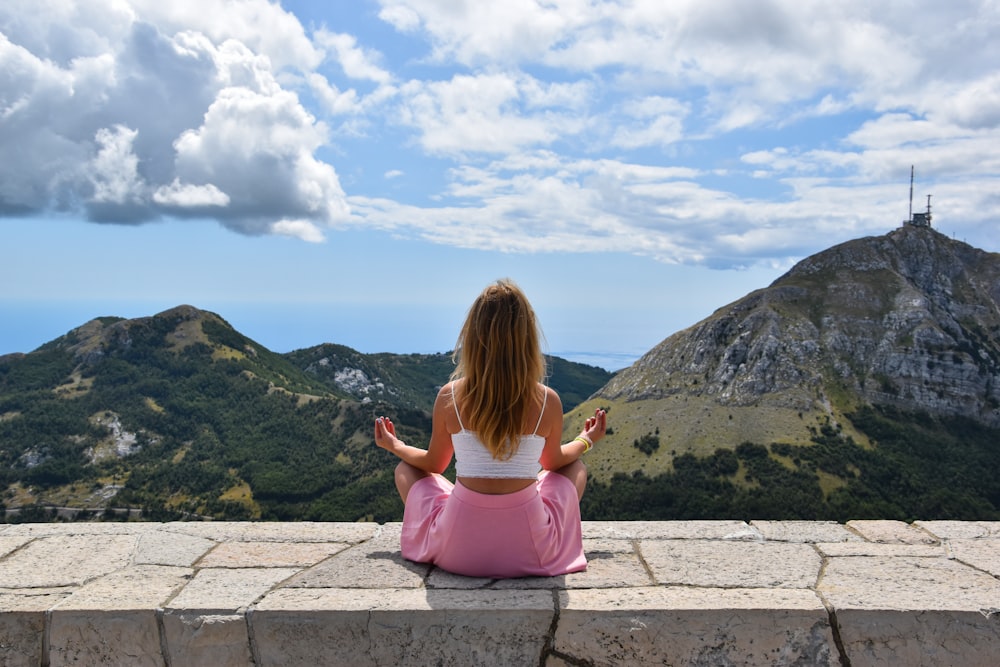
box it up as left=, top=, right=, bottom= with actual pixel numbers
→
left=581, top=408, right=607, bottom=445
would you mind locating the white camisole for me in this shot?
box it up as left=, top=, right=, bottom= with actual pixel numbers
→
left=451, top=383, right=546, bottom=479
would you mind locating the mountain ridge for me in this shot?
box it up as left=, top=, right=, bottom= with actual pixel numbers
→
left=569, top=225, right=1000, bottom=482
left=3, top=224, right=1000, bottom=522
left=0, top=305, right=611, bottom=521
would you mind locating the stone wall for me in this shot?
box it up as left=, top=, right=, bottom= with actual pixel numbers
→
left=1, top=520, right=999, bottom=665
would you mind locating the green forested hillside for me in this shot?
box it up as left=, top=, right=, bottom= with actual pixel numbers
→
left=581, top=405, right=1000, bottom=521
left=0, top=306, right=612, bottom=522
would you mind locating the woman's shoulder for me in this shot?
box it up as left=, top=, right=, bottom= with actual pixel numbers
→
left=435, top=381, right=458, bottom=403
left=539, top=383, right=562, bottom=409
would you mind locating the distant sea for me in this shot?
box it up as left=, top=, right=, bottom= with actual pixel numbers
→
left=552, top=351, right=639, bottom=372
left=0, top=301, right=643, bottom=372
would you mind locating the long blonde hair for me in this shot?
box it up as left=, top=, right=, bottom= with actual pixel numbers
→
left=451, top=279, right=546, bottom=459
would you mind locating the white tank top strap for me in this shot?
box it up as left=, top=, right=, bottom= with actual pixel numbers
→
left=532, top=386, right=547, bottom=435
left=451, top=381, right=465, bottom=430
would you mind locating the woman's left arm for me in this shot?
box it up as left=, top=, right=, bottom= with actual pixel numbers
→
left=539, top=389, right=608, bottom=470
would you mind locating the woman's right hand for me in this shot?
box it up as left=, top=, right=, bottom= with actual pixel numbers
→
left=374, top=416, right=401, bottom=453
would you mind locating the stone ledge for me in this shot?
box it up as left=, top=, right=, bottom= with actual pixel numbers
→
left=0, top=520, right=998, bottom=666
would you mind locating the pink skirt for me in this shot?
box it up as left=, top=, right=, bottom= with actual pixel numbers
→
left=400, top=471, right=587, bottom=578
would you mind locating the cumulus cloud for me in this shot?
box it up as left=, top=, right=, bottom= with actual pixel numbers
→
left=152, top=179, right=229, bottom=208
left=0, top=0, right=348, bottom=236
left=396, top=72, right=589, bottom=156
left=3, top=0, right=1000, bottom=265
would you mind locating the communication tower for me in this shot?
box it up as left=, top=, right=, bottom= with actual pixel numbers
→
left=905, top=165, right=932, bottom=228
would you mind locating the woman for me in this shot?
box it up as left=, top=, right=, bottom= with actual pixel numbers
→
left=373, top=279, right=607, bottom=578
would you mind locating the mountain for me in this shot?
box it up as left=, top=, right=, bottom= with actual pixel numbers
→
left=285, top=344, right=613, bottom=412
left=0, top=305, right=611, bottom=522
left=569, top=225, right=1000, bottom=521
left=5, top=225, right=999, bottom=524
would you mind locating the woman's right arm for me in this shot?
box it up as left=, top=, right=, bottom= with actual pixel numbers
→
left=373, top=386, right=454, bottom=474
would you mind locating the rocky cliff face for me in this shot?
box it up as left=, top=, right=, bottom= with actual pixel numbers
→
left=599, top=226, right=1000, bottom=428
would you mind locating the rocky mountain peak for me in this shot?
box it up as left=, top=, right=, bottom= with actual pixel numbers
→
left=598, top=226, right=1000, bottom=436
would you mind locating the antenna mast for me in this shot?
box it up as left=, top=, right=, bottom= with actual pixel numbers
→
left=909, top=165, right=914, bottom=222
left=905, top=166, right=933, bottom=228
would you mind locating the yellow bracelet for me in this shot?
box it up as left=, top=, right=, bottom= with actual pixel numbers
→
left=573, top=436, right=592, bottom=453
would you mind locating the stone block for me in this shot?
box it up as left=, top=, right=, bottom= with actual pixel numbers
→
left=834, top=609, right=1000, bottom=666
left=134, top=529, right=217, bottom=566
left=0, top=533, right=137, bottom=587
left=816, top=542, right=945, bottom=558
left=948, top=538, right=1000, bottom=577
left=914, top=520, right=1000, bottom=539
left=818, top=555, right=1000, bottom=611
left=165, top=521, right=379, bottom=543
left=640, top=539, right=822, bottom=588
left=846, top=520, right=938, bottom=544
left=198, top=540, right=351, bottom=568
left=252, top=588, right=553, bottom=666
left=555, top=587, right=835, bottom=666
left=0, top=609, right=45, bottom=667
left=493, top=539, right=653, bottom=590
left=583, top=520, right=758, bottom=540
left=167, top=567, right=300, bottom=611
left=0, top=522, right=157, bottom=537
left=2, top=590, right=71, bottom=666
left=751, top=520, right=863, bottom=543
left=0, top=535, right=31, bottom=558
left=283, top=526, right=428, bottom=589
left=48, top=610, right=162, bottom=667
left=162, top=611, right=254, bottom=667
left=423, top=539, right=653, bottom=590
left=54, top=565, right=191, bottom=610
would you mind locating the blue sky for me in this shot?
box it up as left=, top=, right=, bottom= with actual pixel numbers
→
left=3, top=1, right=1000, bottom=370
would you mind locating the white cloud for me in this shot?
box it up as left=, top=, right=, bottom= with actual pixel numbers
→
left=610, top=96, right=688, bottom=149
left=306, top=72, right=363, bottom=115
left=376, top=0, right=578, bottom=65
left=396, top=72, right=589, bottom=156
left=270, top=219, right=326, bottom=243
left=152, top=179, right=229, bottom=207
left=3, top=0, right=1000, bottom=266
left=0, top=0, right=349, bottom=234
left=89, top=125, right=144, bottom=205
left=132, top=0, right=322, bottom=71
left=316, top=30, right=392, bottom=84
left=171, top=86, right=349, bottom=232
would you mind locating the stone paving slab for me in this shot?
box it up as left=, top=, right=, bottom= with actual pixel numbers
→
left=846, top=519, right=940, bottom=544
left=0, top=520, right=998, bottom=666
left=818, top=555, right=1000, bottom=611
left=815, top=541, right=946, bottom=558
left=0, top=535, right=32, bottom=558
left=134, top=530, right=216, bottom=566
left=582, top=519, right=759, bottom=540
left=0, top=533, right=138, bottom=588
left=197, top=540, right=352, bottom=568
left=167, top=567, right=301, bottom=611
left=915, top=520, right=1000, bottom=539
left=640, top=539, right=823, bottom=588
left=948, top=538, right=1000, bottom=577
left=750, top=519, right=865, bottom=543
